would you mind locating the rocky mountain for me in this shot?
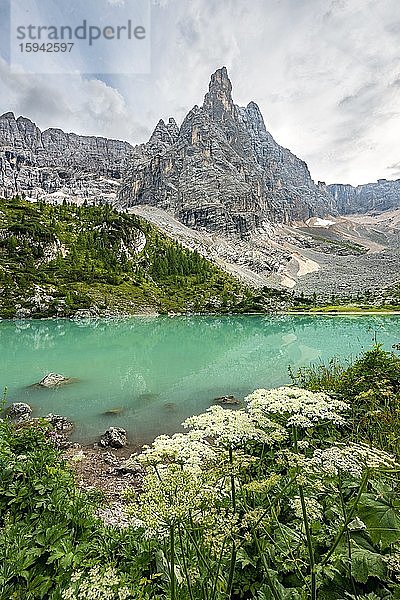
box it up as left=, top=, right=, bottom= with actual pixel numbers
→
left=1, top=67, right=399, bottom=301
left=328, top=179, right=400, bottom=214
left=118, top=67, right=335, bottom=236
left=0, top=112, right=134, bottom=204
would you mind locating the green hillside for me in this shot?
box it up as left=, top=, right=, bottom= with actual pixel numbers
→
left=0, top=197, right=286, bottom=318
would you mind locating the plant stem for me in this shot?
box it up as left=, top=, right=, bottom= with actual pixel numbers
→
left=229, top=446, right=236, bottom=513
left=177, top=522, right=194, bottom=600
left=236, top=475, right=297, bottom=552
left=210, top=537, right=227, bottom=600
left=293, top=426, right=316, bottom=600
left=170, top=523, right=176, bottom=600
left=254, top=536, right=281, bottom=600
left=322, top=469, right=369, bottom=566
left=298, top=484, right=316, bottom=600
left=226, top=541, right=236, bottom=599
left=338, top=476, right=358, bottom=600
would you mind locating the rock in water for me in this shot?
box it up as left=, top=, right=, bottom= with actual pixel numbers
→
left=118, top=66, right=335, bottom=235
left=6, top=402, right=32, bottom=420
left=100, top=427, right=127, bottom=449
left=214, top=395, right=241, bottom=406
left=38, top=373, right=73, bottom=387
left=102, top=407, right=124, bottom=416
left=44, top=413, right=74, bottom=433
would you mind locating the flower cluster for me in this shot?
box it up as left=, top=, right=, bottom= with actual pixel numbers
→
left=290, top=496, right=324, bottom=522
left=62, top=566, right=132, bottom=600
left=182, top=404, right=286, bottom=448
left=128, top=464, right=219, bottom=537
left=246, top=386, right=349, bottom=429
left=134, top=430, right=216, bottom=471
left=243, top=473, right=281, bottom=494
left=312, top=443, right=398, bottom=479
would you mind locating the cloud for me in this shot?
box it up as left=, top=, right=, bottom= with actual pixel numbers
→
left=0, top=0, right=399, bottom=185
left=388, top=162, right=400, bottom=179
left=0, top=57, right=149, bottom=141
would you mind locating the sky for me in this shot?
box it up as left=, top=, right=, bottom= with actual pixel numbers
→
left=0, top=0, right=399, bottom=185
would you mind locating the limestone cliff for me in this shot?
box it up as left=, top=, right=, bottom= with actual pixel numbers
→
left=0, top=112, right=134, bottom=204
left=118, top=67, right=335, bottom=236
left=328, top=180, right=400, bottom=214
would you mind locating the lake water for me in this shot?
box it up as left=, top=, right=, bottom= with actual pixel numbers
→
left=1, top=315, right=399, bottom=445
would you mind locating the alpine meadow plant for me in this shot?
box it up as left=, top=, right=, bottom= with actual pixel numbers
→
left=2, top=348, right=400, bottom=599
left=124, top=381, right=400, bottom=600
left=290, top=344, right=400, bottom=456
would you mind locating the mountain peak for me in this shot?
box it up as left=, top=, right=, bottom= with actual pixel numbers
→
left=1, top=112, right=16, bottom=120
left=203, top=66, right=235, bottom=120
left=149, top=118, right=178, bottom=146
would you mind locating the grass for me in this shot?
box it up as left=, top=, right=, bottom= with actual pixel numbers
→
left=289, top=304, right=400, bottom=314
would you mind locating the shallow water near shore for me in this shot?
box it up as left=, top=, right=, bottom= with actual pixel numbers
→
left=1, top=314, right=399, bottom=445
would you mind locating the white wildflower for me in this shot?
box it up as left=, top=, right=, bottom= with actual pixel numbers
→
left=128, top=464, right=219, bottom=537
left=62, top=565, right=133, bottom=599
left=135, top=430, right=216, bottom=470
left=297, top=440, right=310, bottom=450
left=290, top=496, right=324, bottom=522
left=243, top=473, right=281, bottom=494
left=246, top=386, right=349, bottom=429
left=182, top=405, right=286, bottom=448
left=312, top=443, right=398, bottom=479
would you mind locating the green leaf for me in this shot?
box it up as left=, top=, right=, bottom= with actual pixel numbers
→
left=350, top=542, right=387, bottom=584
left=358, top=494, right=400, bottom=548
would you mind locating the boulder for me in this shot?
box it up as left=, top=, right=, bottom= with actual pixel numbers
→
left=102, top=407, right=124, bottom=416
left=117, top=459, right=144, bottom=475
left=99, top=427, right=127, bottom=449
left=37, top=373, right=73, bottom=387
left=6, top=402, right=32, bottom=420
left=214, top=395, right=241, bottom=406
left=44, top=413, right=74, bottom=433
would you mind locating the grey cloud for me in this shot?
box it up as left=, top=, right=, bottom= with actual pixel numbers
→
left=1, top=0, right=400, bottom=185
left=388, top=162, right=400, bottom=179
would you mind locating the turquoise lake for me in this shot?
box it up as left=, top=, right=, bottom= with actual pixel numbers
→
left=1, top=315, right=399, bottom=445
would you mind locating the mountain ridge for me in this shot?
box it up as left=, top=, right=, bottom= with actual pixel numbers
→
left=328, top=179, right=400, bottom=214
left=118, top=66, right=336, bottom=235
left=0, top=111, right=134, bottom=204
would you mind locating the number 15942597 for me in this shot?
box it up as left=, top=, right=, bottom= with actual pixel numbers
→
left=19, top=43, right=74, bottom=52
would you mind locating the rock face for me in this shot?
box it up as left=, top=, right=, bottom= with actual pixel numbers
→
left=100, top=427, right=127, bottom=448
left=0, top=112, right=134, bottom=204
left=214, top=395, right=241, bottom=406
left=328, top=180, right=400, bottom=214
left=44, top=414, right=74, bottom=434
left=6, top=402, right=32, bottom=421
left=38, top=373, right=74, bottom=387
left=118, top=67, right=335, bottom=236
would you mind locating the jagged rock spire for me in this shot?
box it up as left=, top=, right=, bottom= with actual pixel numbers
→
left=203, top=66, right=235, bottom=121
left=149, top=118, right=179, bottom=146
left=0, top=112, right=16, bottom=120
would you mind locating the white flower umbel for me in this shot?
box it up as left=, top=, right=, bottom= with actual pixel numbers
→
left=134, top=430, right=217, bottom=470
left=182, top=404, right=285, bottom=448
left=129, top=464, right=219, bottom=538
left=245, top=386, right=349, bottom=429
left=290, top=497, right=324, bottom=522
left=312, top=442, right=398, bottom=479
left=62, top=565, right=132, bottom=599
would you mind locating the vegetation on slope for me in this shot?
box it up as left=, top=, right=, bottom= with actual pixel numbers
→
left=1, top=345, right=400, bottom=599
left=0, top=196, right=291, bottom=318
